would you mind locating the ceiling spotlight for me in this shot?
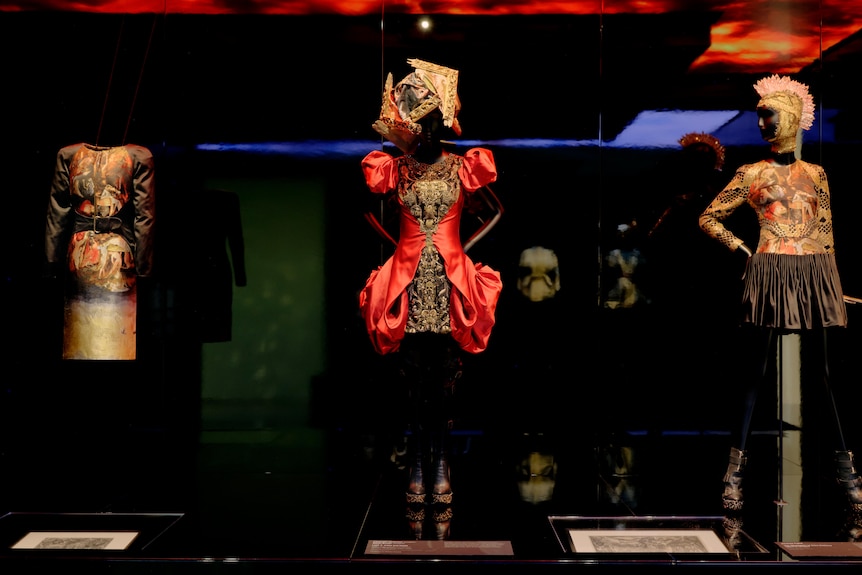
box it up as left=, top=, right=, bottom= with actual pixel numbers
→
left=417, top=16, right=433, bottom=33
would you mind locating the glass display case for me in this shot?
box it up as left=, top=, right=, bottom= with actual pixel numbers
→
left=2, top=1, right=862, bottom=571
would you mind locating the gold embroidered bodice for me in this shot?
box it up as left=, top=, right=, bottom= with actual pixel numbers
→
left=398, top=153, right=463, bottom=334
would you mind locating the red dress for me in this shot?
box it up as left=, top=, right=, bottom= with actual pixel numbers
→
left=359, top=148, right=502, bottom=355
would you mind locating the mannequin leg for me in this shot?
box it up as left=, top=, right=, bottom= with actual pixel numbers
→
left=431, top=419, right=454, bottom=540
left=399, top=334, right=460, bottom=539
left=817, top=328, right=862, bottom=540
left=721, top=327, right=775, bottom=547
left=400, top=351, right=428, bottom=539
left=430, top=343, right=460, bottom=540
left=404, top=398, right=427, bottom=540
left=722, top=327, right=775, bottom=509
left=431, top=356, right=458, bottom=505
left=405, top=429, right=427, bottom=504
left=819, top=328, right=848, bottom=452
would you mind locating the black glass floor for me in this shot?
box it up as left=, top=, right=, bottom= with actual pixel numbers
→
left=3, top=402, right=861, bottom=573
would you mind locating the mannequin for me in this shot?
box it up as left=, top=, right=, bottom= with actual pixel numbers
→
left=359, top=59, right=502, bottom=539
left=45, top=143, right=155, bottom=360
left=699, top=74, right=857, bottom=541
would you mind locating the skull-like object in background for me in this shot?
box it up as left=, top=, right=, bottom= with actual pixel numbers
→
left=517, top=246, right=560, bottom=302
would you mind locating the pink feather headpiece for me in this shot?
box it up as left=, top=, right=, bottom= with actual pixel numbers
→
left=753, top=74, right=815, bottom=131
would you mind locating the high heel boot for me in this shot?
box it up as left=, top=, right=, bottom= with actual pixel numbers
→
left=406, top=443, right=427, bottom=505
left=430, top=434, right=453, bottom=540
left=721, top=447, right=747, bottom=549
left=404, top=448, right=426, bottom=539
left=835, top=450, right=862, bottom=540
left=431, top=453, right=453, bottom=540
left=432, top=452, right=453, bottom=505
left=722, top=447, right=747, bottom=512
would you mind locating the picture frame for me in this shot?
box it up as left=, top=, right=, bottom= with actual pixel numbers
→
left=568, top=528, right=729, bottom=554
left=12, top=531, right=139, bottom=551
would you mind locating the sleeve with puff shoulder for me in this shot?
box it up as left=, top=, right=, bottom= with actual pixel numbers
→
left=361, top=150, right=398, bottom=194
left=459, top=148, right=497, bottom=192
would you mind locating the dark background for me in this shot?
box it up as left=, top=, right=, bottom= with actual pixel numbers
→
left=1, top=6, right=862, bottom=566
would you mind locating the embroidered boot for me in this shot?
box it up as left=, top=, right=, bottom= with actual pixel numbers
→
left=722, top=447, right=747, bottom=513
left=404, top=444, right=426, bottom=539
left=835, top=450, right=862, bottom=541
left=431, top=451, right=453, bottom=540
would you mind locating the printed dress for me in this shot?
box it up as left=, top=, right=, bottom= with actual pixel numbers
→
left=699, top=159, right=846, bottom=330
left=45, top=143, right=155, bottom=359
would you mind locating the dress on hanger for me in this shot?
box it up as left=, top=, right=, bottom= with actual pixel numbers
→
left=45, top=143, right=155, bottom=359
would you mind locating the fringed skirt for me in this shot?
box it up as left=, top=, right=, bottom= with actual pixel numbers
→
left=741, top=252, right=847, bottom=330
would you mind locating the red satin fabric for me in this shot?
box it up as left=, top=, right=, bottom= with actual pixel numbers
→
left=359, top=148, right=502, bottom=355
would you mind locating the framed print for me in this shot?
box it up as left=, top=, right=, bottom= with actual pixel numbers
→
left=11, top=531, right=139, bottom=551
left=568, top=529, right=729, bottom=554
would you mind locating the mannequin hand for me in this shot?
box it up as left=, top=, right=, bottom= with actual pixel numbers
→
left=372, top=120, right=391, bottom=137
left=737, top=245, right=752, bottom=280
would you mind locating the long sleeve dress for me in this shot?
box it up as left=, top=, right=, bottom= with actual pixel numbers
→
left=45, top=143, right=156, bottom=359
left=359, top=148, right=502, bottom=355
left=699, top=159, right=846, bottom=330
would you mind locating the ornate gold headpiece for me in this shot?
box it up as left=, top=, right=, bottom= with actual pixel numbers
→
left=373, top=59, right=461, bottom=153
left=753, top=74, right=815, bottom=131
left=678, top=132, right=726, bottom=171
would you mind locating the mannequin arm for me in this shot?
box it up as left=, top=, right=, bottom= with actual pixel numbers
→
left=463, top=185, right=504, bottom=252
left=363, top=211, right=398, bottom=247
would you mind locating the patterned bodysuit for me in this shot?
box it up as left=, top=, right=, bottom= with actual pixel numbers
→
left=699, top=159, right=846, bottom=329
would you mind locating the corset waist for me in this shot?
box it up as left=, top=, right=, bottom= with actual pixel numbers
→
left=73, top=212, right=124, bottom=234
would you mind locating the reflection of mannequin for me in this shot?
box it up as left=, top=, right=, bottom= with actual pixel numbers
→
left=187, top=189, right=247, bottom=343
left=45, top=143, right=155, bottom=360
left=649, top=132, right=727, bottom=247
left=647, top=132, right=735, bottom=322
left=604, top=221, right=647, bottom=309
left=699, top=75, right=857, bottom=541
left=359, top=59, right=502, bottom=540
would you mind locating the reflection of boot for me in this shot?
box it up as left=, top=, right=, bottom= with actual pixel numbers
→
left=432, top=505, right=452, bottom=540
left=835, top=450, right=862, bottom=541
left=405, top=504, right=425, bottom=539
left=721, top=515, right=744, bottom=551
left=722, top=447, right=747, bottom=512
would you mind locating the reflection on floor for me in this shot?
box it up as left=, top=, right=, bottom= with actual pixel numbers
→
left=2, top=399, right=861, bottom=568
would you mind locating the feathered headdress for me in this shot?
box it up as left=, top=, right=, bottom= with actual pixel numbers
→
left=753, top=74, right=815, bottom=131
left=678, top=132, right=726, bottom=171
